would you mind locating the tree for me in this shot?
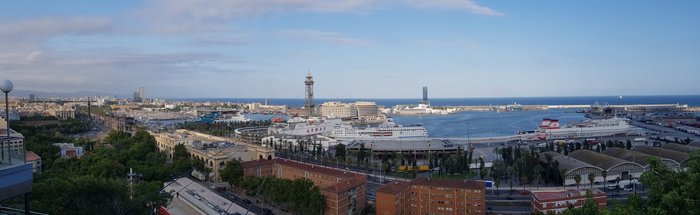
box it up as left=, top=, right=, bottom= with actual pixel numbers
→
left=479, top=157, right=487, bottom=180
left=171, top=144, right=190, bottom=173
left=561, top=190, right=605, bottom=215
left=220, top=160, right=244, bottom=189
left=626, top=140, right=632, bottom=150
left=335, top=144, right=346, bottom=159
left=533, top=164, right=544, bottom=190
left=588, top=173, right=595, bottom=188
left=574, top=175, right=582, bottom=189
left=640, top=152, right=700, bottom=214
left=601, top=170, right=608, bottom=190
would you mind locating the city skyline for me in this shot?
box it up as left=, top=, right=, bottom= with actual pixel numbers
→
left=1, top=0, right=699, bottom=98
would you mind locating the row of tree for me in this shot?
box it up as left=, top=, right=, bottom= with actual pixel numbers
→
left=26, top=130, right=182, bottom=214
left=239, top=176, right=327, bottom=215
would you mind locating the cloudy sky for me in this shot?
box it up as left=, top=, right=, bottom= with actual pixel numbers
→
left=0, top=0, right=698, bottom=99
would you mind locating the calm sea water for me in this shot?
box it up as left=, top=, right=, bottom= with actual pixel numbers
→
left=244, top=110, right=586, bottom=138
left=173, top=95, right=700, bottom=107
left=188, top=95, right=698, bottom=138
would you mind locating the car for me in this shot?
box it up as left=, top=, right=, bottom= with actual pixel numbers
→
left=210, top=185, right=216, bottom=189
left=242, top=199, right=252, bottom=204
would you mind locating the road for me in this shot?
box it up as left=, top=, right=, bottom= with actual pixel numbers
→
left=629, top=120, right=699, bottom=141
left=165, top=177, right=264, bottom=215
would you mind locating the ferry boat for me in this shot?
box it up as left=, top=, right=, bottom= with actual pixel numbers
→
left=330, top=118, right=429, bottom=140
left=532, top=117, right=636, bottom=140
left=268, top=117, right=342, bottom=136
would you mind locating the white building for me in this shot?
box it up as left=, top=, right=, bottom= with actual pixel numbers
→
left=53, top=143, right=85, bottom=158
left=0, top=118, right=24, bottom=154
left=355, top=101, right=379, bottom=117
left=319, top=101, right=356, bottom=118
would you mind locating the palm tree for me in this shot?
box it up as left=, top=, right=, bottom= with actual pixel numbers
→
left=601, top=170, right=608, bottom=190
left=574, top=175, right=582, bottom=189
left=588, top=173, right=596, bottom=189
left=533, top=164, right=544, bottom=190
left=507, top=165, right=514, bottom=193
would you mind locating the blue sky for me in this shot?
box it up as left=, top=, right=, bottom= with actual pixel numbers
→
left=0, top=0, right=698, bottom=98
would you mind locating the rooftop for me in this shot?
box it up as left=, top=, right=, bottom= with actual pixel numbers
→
left=569, top=150, right=643, bottom=171
left=275, top=159, right=365, bottom=180
left=531, top=189, right=604, bottom=201
left=376, top=181, right=411, bottom=194
left=689, top=141, right=700, bottom=148
left=411, top=177, right=485, bottom=190
left=634, top=146, right=690, bottom=165
left=601, top=148, right=654, bottom=167
left=347, top=139, right=458, bottom=152
left=539, top=152, right=602, bottom=175
left=661, top=143, right=700, bottom=154
left=25, top=151, right=40, bottom=162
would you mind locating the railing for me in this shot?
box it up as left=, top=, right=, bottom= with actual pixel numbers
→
left=0, top=206, right=49, bottom=215
left=0, top=137, right=25, bottom=168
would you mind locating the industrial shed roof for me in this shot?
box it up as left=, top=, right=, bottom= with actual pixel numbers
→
left=569, top=150, right=644, bottom=171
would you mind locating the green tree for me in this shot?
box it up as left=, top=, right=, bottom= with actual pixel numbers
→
left=335, top=144, right=346, bottom=159
left=640, top=152, right=700, bottom=214
left=479, top=157, right=487, bottom=179
left=601, top=170, right=607, bottom=190
left=574, top=175, right=582, bottom=189
left=588, top=173, right=595, bottom=189
left=220, top=160, right=244, bottom=188
left=533, top=164, right=544, bottom=190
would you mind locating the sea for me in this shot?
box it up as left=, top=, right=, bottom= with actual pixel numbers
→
left=171, top=95, right=700, bottom=138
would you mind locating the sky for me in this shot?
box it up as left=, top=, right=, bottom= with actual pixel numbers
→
left=0, top=0, right=698, bottom=99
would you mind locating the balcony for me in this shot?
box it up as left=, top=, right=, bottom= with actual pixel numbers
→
left=0, top=137, right=32, bottom=201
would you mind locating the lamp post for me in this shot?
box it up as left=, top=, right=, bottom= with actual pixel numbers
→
left=0, top=79, right=12, bottom=164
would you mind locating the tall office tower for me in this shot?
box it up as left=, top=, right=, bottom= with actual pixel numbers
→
left=304, top=72, right=315, bottom=116
left=29, top=94, right=36, bottom=101
left=139, top=87, right=145, bottom=102
left=422, top=86, right=429, bottom=105
left=133, top=92, right=141, bottom=102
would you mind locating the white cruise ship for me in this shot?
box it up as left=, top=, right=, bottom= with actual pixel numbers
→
left=532, top=117, right=636, bottom=140
left=330, top=118, right=429, bottom=140
left=268, top=117, right=342, bottom=136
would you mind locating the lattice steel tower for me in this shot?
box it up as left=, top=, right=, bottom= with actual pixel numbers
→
left=304, top=72, right=315, bottom=116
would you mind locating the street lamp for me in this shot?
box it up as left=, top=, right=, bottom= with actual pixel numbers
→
left=0, top=79, right=12, bottom=164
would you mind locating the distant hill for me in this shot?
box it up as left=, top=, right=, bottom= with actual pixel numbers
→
left=10, top=89, right=126, bottom=98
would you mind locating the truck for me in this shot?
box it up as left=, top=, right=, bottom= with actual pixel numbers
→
left=191, top=170, right=206, bottom=181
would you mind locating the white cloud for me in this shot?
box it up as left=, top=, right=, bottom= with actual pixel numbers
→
left=137, top=0, right=501, bottom=22
left=406, top=0, right=502, bottom=16
left=0, top=17, right=112, bottom=41
left=280, top=29, right=370, bottom=46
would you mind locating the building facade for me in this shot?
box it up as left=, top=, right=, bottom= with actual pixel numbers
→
left=153, top=133, right=193, bottom=161
left=153, top=130, right=275, bottom=181
left=242, top=159, right=367, bottom=215
left=53, top=143, right=85, bottom=158
left=531, top=189, right=607, bottom=214
left=25, top=151, right=41, bottom=173
left=376, top=178, right=486, bottom=215
left=319, top=102, right=356, bottom=118
left=355, top=101, right=378, bottom=117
